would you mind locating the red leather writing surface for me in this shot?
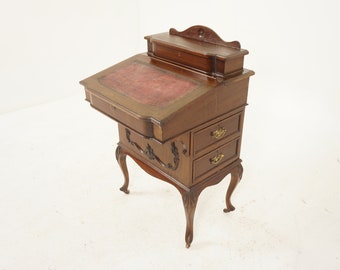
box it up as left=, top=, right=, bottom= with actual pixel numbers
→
left=99, top=61, right=198, bottom=107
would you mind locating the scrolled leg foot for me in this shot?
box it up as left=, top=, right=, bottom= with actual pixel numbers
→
left=119, top=186, right=130, bottom=194
left=115, top=146, right=130, bottom=194
left=223, top=205, right=235, bottom=213
left=224, top=164, right=243, bottom=213
left=185, top=227, right=193, bottom=248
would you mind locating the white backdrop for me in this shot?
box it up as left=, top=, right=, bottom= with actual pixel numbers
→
left=1, top=0, right=339, bottom=114
left=1, top=0, right=340, bottom=269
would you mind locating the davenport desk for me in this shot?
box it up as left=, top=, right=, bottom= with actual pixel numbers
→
left=80, top=25, right=254, bottom=248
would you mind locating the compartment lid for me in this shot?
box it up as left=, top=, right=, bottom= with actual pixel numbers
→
left=80, top=53, right=253, bottom=142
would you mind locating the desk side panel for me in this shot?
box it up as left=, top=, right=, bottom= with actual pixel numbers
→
left=159, top=75, right=251, bottom=142
left=118, top=124, right=192, bottom=187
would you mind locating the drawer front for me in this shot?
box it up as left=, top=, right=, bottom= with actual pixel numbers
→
left=152, top=43, right=212, bottom=73
left=193, top=112, right=242, bottom=156
left=193, top=138, right=240, bottom=183
left=89, top=92, right=154, bottom=137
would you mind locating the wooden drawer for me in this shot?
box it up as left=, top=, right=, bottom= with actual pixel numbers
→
left=88, top=92, right=154, bottom=138
left=193, top=112, right=243, bottom=156
left=144, top=26, right=248, bottom=79
left=150, top=43, right=213, bottom=74
left=193, top=138, right=240, bottom=183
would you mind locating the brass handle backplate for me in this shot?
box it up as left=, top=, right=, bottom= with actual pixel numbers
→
left=210, top=153, right=224, bottom=165
left=125, top=128, right=179, bottom=170
left=211, top=127, right=227, bottom=139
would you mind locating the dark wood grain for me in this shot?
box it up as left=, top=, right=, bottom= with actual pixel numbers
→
left=81, top=26, right=254, bottom=248
left=169, top=25, right=241, bottom=49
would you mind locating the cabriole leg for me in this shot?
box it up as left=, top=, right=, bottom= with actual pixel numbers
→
left=115, top=146, right=130, bottom=194
left=224, top=163, right=243, bottom=213
left=181, top=190, right=200, bottom=248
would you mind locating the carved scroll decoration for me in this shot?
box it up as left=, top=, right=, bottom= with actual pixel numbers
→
left=125, top=129, right=179, bottom=170
left=169, top=25, right=241, bottom=49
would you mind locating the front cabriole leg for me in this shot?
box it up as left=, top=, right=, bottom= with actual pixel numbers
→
left=115, top=145, right=130, bottom=194
left=224, top=163, right=243, bottom=213
left=181, top=190, right=200, bottom=248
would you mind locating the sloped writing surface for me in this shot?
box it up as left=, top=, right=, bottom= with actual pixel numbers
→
left=99, top=61, right=199, bottom=107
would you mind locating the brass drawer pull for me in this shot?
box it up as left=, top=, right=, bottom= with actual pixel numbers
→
left=211, top=127, right=227, bottom=139
left=210, top=153, right=224, bottom=164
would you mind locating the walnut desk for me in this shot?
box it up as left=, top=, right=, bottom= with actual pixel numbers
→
left=80, top=26, right=254, bottom=248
